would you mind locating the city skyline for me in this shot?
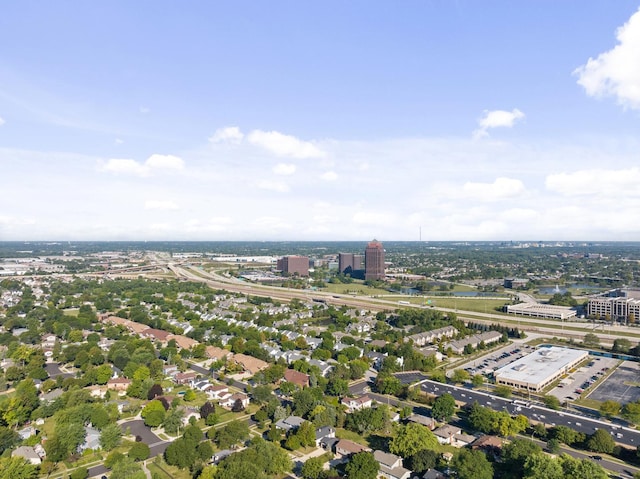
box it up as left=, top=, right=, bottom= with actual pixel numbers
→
left=2, top=2, right=640, bottom=241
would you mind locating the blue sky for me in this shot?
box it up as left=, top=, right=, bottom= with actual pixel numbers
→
left=1, top=1, right=640, bottom=240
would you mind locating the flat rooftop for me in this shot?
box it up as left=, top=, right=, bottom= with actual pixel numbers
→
left=494, top=346, right=588, bottom=386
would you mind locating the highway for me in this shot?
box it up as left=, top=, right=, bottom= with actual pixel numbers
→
left=166, top=263, right=640, bottom=343
left=418, top=378, right=640, bottom=449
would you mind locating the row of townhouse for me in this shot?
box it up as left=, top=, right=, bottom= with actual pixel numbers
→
left=406, top=326, right=459, bottom=347
left=445, top=330, right=503, bottom=355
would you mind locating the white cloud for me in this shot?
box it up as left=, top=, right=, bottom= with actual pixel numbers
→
left=101, top=158, right=149, bottom=176
left=209, top=126, right=244, bottom=144
left=145, top=154, right=184, bottom=170
left=473, top=109, right=525, bottom=138
left=100, top=154, right=184, bottom=176
left=273, top=163, right=297, bottom=175
left=144, top=200, right=179, bottom=210
left=462, top=177, right=526, bottom=200
left=256, top=179, right=289, bottom=193
left=352, top=211, right=395, bottom=225
left=139, top=106, right=150, bottom=114
left=115, top=138, right=124, bottom=145
left=185, top=217, right=233, bottom=233
left=545, top=167, right=640, bottom=197
left=320, top=171, right=338, bottom=181
left=0, top=116, right=5, bottom=126
left=247, top=129, right=326, bottom=158
left=575, top=8, right=640, bottom=110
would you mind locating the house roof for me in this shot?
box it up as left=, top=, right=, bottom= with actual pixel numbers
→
left=12, top=446, right=40, bottom=460
left=284, top=369, right=309, bottom=386
left=169, top=334, right=198, bottom=349
left=142, top=328, right=171, bottom=341
left=336, top=439, right=369, bottom=454
left=434, top=424, right=461, bottom=438
left=206, top=345, right=230, bottom=360
left=232, top=353, right=268, bottom=374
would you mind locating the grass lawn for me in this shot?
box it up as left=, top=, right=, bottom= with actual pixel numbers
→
left=321, top=282, right=391, bottom=296
left=335, top=428, right=370, bottom=445
left=418, top=296, right=509, bottom=314
left=150, top=457, right=192, bottom=479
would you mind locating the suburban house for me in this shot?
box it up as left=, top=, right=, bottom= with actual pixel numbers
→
left=205, top=345, right=230, bottom=361
left=220, top=392, right=249, bottom=410
left=12, top=446, right=41, bottom=465
left=174, top=371, right=198, bottom=385
left=433, top=425, right=475, bottom=447
left=334, top=439, right=370, bottom=458
left=207, top=384, right=230, bottom=400
left=80, top=426, right=101, bottom=451
left=275, top=415, right=305, bottom=432
left=284, top=369, right=310, bottom=388
left=231, top=354, right=269, bottom=375
left=341, top=395, right=373, bottom=412
left=373, top=450, right=411, bottom=479
left=315, top=426, right=336, bottom=447
left=406, top=413, right=437, bottom=430
left=106, top=377, right=131, bottom=392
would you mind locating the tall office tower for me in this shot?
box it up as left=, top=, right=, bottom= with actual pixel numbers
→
left=277, top=255, right=310, bottom=276
left=353, top=255, right=364, bottom=271
left=364, top=240, right=385, bottom=281
left=338, top=253, right=355, bottom=273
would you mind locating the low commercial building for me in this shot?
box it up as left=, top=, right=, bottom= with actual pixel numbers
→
left=494, top=346, right=588, bottom=392
left=506, top=302, right=577, bottom=320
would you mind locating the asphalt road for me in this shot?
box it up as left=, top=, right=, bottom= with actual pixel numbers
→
left=419, top=379, right=640, bottom=449
left=88, top=419, right=168, bottom=478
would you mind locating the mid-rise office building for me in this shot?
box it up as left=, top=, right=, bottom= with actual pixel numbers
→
left=587, top=289, right=640, bottom=322
left=276, top=256, right=309, bottom=276
left=365, top=240, right=385, bottom=281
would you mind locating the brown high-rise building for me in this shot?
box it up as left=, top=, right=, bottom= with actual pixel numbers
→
left=276, top=255, right=309, bottom=276
left=365, top=240, right=385, bottom=280
left=339, top=253, right=365, bottom=274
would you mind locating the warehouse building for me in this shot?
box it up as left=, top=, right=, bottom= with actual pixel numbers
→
left=494, top=346, right=588, bottom=392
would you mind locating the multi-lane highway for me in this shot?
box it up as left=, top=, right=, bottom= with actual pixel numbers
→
left=419, top=378, right=640, bottom=449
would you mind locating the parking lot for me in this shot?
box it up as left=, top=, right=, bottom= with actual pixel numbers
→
left=547, top=356, right=619, bottom=402
left=588, top=361, right=640, bottom=405
left=460, top=344, right=536, bottom=377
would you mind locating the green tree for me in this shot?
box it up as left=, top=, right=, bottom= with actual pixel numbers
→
left=183, top=389, right=196, bottom=402
left=623, top=401, right=640, bottom=424
left=197, top=441, right=214, bottom=461
left=600, top=400, right=621, bottom=419
left=612, top=338, right=632, bottom=353
left=99, top=423, right=122, bottom=451
left=69, top=467, right=88, bottom=479
left=451, top=449, right=493, bottom=479
left=586, top=428, right=615, bottom=454
left=389, top=423, right=438, bottom=458
left=344, top=451, right=379, bottom=479
left=163, top=408, right=184, bottom=435
left=522, top=454, right=563, bottom=479
left=0, top=456, right=38, bottom=479
left=110, top=457, right=146, bottom=479
left=472, top=374, right=484, bottom=388
left=141, top=399, right=165, bottom=427
left=215, top=420, right=250, bottom=449
left=164, top=437, right=198, bottom=469
left=559, top=454, right=608, bottom=479
left=583, top=333, right=600, bottom=349
left=95, top=364, right=113, bottom=385
left=543, top=395, right=560, bottom=410
left=501, top=439, right=542, bottom=479
left=128, top=442, right=150, bottom=461
left=451, top=369, right=469, bottom=384
left=301, top=456, right=325, bottom=479
left=405, top=449, right=438, bottom=473
left=494, top=385, right=512, bottom=398
left=432, top=393, right=456, bottom=421
left=546, top=438, right=560, bottom=454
